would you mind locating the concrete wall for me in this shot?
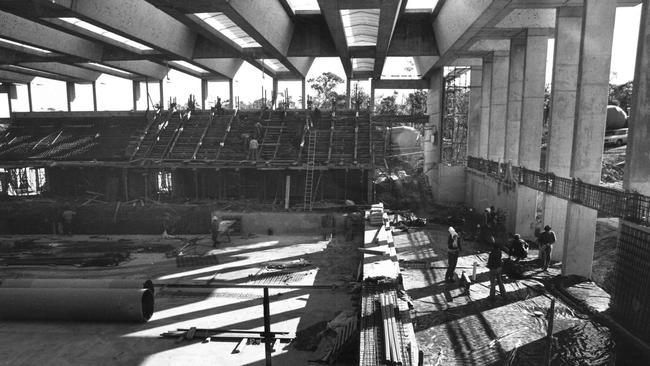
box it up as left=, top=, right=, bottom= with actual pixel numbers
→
left=465, top=170, right=518, bottom=235
left=431, top=165, right=467, bottom=204
left=0, top=200, right=346, bottom=235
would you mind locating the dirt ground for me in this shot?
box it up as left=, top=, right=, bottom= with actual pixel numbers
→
left=0, top=232, right=361, bottom=366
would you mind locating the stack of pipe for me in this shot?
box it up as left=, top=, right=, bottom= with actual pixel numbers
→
left=0, top=278, right=154, bottom=322
left=379, top=292, right=404, bottom=365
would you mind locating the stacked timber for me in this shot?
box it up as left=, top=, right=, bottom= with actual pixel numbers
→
left=369, top=203, right=386, bottom=226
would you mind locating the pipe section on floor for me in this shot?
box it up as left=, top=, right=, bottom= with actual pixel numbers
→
left=0, top=288, right=154, bottom=322
left=0, top=279, right=154, bottom=294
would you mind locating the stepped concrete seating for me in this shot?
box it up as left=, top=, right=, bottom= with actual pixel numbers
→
left=143, top=113, right=183, bottom=160
left=166, top=113, right=212, bottom=160
left=330, top=116, right=356, bottom=165
left=194, top=114, right=231, bottom=160
left=0, top=115, right=146, bottom=161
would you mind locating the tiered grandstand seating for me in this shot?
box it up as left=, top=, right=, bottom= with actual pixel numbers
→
left=0, top=109, right=388, bottom=168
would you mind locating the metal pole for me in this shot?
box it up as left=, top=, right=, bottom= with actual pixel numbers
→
left=545, top=298, right=556, bottom=365
left=263, top=287, right=272, bottom=366
left=284, top=174, right=290, bottom=210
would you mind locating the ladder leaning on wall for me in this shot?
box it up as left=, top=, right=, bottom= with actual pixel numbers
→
left=303, top=130, right=317, bottom=211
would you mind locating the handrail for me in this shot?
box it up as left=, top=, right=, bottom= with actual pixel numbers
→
left=130, top=108, right=161, bottom=160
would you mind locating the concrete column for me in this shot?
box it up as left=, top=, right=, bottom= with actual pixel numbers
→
left=200, top=79, right=208, bottom=110
left=467, top=65, right=482, bottom=158
left=346, top=79, right=351, bottom=108
left=66, top=82, right=74, bottom=112
left=370, top=79, right=376, bottom=112
left=159, top=80, right=164, bottom=109
left=625, top=0, right=650, bottom=194
left=505, top=36, right=526, bottom=164
left=479, top=57, right=493, bottom=158
left=132, top=80, right=140, bottom=111
left=27, top=82, right=33, bottom=112
left=516, top=32, right=549, bottom=239
left=425, top=68, right=443, bottom=200
left=92, top=81, right=97, bottom=111
left=564, top=0, right=616, bottom=278
left=301, top=78, right=306, bottom=109
left=284, top=174, right=290, bottom=209
left=487, top=51, right=509, bottom=162
left=229, top=79, right=234, bottom=109
left=544, top=7, right=583, bottom=261
left=272, top=78, right=278, bottom=109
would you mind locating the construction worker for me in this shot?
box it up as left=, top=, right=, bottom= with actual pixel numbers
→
left=249, top=138, right=259, bottom=160
left=445, top=227, right=462, bottom=283
left=61, top=206, right=76, bottom=236
left=487, top=236, right=507, bottom=301
left=210, top=215, right=221, bottom=247
left=539, top=225, right=556, bottom=270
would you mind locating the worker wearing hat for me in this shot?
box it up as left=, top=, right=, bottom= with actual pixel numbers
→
left=538, top=225, right=556, bottom=270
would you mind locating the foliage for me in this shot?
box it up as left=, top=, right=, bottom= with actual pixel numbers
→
left=350, top=82, right=370, bottom=110
left=376, top=91, right=400, bottom=115
left=308, top=72, right=345, bottom=109
left=608, top=81, right=633, bottom=112
left=405, top=90, right=428, bottom=115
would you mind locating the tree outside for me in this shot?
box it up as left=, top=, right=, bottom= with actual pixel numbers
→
left=308, top=72, right=345, bottom=109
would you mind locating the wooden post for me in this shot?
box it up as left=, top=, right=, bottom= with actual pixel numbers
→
left=367, top=171, right=373, bottom=203
left=263, top=287, right=272, bottom=366
left=545, top=298, right=556, bottom=365
left=143, top=171, right=148, bottom=201
left=284, top=174, right=290, bottom=210
left=159, top=80, right=164, bottom=108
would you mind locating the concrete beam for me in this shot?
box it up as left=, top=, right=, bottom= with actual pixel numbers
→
left=103, top=60, right=170, bottom=80
left=0, top=65, right=80, bottom=83
left=429, top=0, right=510, bottom=76
left=0, top=70, right=35, bottom=84
left=468, top=39, right=511, bottom=52
left=495, top=8, right=556, bottom=28
left=372, top=79, right=429, bottom=90
left=317, top=0, right=353, bottom=77
left=194, top=58, right=243, bottom=80
left=374, top=0, right=402, bottom=78
left=19, top=62, right=101, bottom=82
left=55, top=0, right=196, bottom=57
left=0, top=10, right=104, bottom=61
left=221, top=0, right=306, bottom=77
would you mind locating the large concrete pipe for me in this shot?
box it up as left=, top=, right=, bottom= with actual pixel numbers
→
left=0, top=278, right=154, bottom=294
left=0, top=288, right=154, bottom=322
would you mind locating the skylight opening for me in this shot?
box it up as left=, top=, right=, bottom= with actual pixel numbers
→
left=405, top=0, right=440, bottom=12
left=170, top=61, right=209, bottom=74
left=85, top=62, right=133, bottom=76
left=286, top=0, right=320, bottom=14
left=259, top=59, right=289, bottom=72
left=0, top=37, right=51, bottom=54
left=381, top=57, right=421, bottom=79
left=352, top=58, right=375, bottom=72
left=58, top=17, right=153, bottom=51
left=194, top=13, right=261, bottom=48
left=340, top=9, right=380, bottom=47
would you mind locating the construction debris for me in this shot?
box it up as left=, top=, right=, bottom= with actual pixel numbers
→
left=311, top=310, right=359, bottom=363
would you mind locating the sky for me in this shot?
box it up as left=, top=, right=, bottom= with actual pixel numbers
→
left=0, top=4, right=644, bottom=117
